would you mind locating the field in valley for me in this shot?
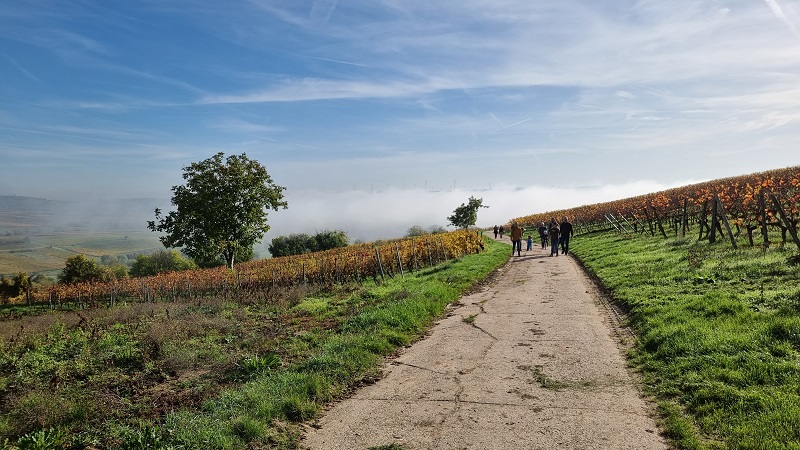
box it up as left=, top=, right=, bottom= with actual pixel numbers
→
left=0, top=196, right=166, bottom=277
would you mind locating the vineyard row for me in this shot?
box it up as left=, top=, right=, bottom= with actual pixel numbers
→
left=27, top=230, right=485, bottom=308
left=512, top=165, right=800, bottom=250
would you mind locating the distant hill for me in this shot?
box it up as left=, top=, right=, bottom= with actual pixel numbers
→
left=0, top=196, right=170, bottom=233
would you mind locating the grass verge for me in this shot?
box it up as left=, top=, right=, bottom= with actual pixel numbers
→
left=571, top=232, right=800, bottom=450
left=0, top=237, right=508, bottom=449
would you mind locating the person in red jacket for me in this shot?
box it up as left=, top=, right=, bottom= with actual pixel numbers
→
left=510, top=222, right=522, bottom=257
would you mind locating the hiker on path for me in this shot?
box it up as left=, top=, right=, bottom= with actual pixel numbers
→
left=538, top=222, right=548, bottom=249
left=526, top=234, right=533, bottom=251
left=560, top=217, right=574, bottom=255
left=499, top=225, right=505, bottom=238
left=493, top=225, right=499, bottom=239
left=510, top=222, right=522, bottom=257
left=549, top=219, right=560, bottom=257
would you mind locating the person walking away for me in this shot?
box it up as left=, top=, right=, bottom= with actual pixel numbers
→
left=499, top=225, right=505, bottom=239
left=538, top=222, right=548, bottom=249
left=510, top=222, right=522, bottom=257
left=560, top=217, right=574, bottom=255
left=549, top=219, right=560, bottom=257
left=493, top=225, right=499, bottom=239
left=526, top=234, right=533, bottom=251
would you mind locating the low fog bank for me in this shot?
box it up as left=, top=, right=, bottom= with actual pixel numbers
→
left=0, top=196, right=171, bottom=233
left=4, top=178, right=695, bottom=253
left=259, top=179, right=696, bottom=246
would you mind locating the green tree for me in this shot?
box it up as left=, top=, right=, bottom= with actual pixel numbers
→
left=268, top=230, right=348, bottom=257
left=100, top=255, right=118, bottom=266
left=447, top=196, right=487, bottom=229
left=148, top=152, right=287, bottom=270
left=30, top=273, right=56, bottom=288
left=59, top=255, right=109, bottom=284
left=406, top=225, right=427, bottom=237
left=0, top=276, right=14, bottom=304
left=130, top=250, right=198, bottom=277
left=268, top=233, right=315, bottom=257
left=313, top=229, right=349, bottom=251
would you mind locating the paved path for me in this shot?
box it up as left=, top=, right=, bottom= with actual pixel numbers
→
left=302, top=236, right=668, bottom=450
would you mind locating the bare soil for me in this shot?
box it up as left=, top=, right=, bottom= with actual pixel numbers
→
left=302, top=237, right=669, bottom=449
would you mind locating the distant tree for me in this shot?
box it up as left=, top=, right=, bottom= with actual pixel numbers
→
left=30, top=273, right=56, bottom=288
left=0, top=275, right=17, bottom=304
left=406, top=226, right=427, bottom=237
left=269, top=233, right=315, bottom=257
left=59, top=255, right=109, bottom=284
left=130, top=250, right=198, bottom=277
left=447, top=196, right=487, bottom=229
left=314, top=230, right=349, bottom=251
left=13, top=272, right=30, bottom=296
left=108, top=264, right=129, bottom=280
left=428, top=225, right=447, bottom=234
left=148, top=152, right=287, bottom=270
left=100, top=255, right=118, bottom=266
left=269, top=230, right=348, bottom=257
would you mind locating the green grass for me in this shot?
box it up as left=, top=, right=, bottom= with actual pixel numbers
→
left=0, top=237, right=509, bottom=449
left=571, top=232, right=800, bottom=450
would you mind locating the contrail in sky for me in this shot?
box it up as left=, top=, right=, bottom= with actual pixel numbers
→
left=763, top=0, right=800, bottom=40
left=308, top=56, right=367, bottom=67
left=501, top=117, right=536, bottom=129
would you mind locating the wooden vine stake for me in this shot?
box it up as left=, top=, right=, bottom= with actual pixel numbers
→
left=709, top=197, right=719, bottom=243
left=425, top=238, right=434, bottom=267
left=698, top=200, right=708, bottom=240
left=681, top=198, right=689, bottom=237
left=651, top=206, right=668, bottom=238
left=394, top=242, right=405, bottom=279
left=642, top=208, right=655, bottom=236
left=714, top=194, right=738, bottom=250
left=758, top=189, right=770, bottom=248
left=616, top=213, right=636, bottom=234
left=374, top=247, right=386, bottom=283
left=768, top=191, right=800, bottom=250
left=604, top=214, right=622, bottom=234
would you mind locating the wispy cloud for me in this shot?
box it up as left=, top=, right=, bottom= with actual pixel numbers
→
left=2, top=53, right=41, bottom=82
left=3, top=0, right=800, bottom=220
left=762, top=0, right=800, bottom=40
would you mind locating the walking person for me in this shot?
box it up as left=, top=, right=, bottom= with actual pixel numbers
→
left=510, top=222, right=522, bottom=257
left=549, top=218, right=560, bottom=257
left=538, top=222, right=548, bottom=249
left=493, top=225, right=499, bottom=239
left=499, top=225, right=505, bottom=239
left=560, top=217, right=574, bottom=255
left=526, top=234, right=533, bottom=251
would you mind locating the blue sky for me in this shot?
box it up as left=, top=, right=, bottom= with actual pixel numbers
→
left=2, top=1, right=800, bottom=240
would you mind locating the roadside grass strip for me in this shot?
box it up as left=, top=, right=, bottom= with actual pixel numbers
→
left=159, top=237, right=509, bottom=449
left=571, top=232, right=800, bottom=450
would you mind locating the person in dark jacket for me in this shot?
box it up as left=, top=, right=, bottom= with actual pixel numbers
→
left=560, top=217, right=574, bottom=255
left=549, top=219, right=560, bottom=257
left=537, top=222, right=548, bottom=249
